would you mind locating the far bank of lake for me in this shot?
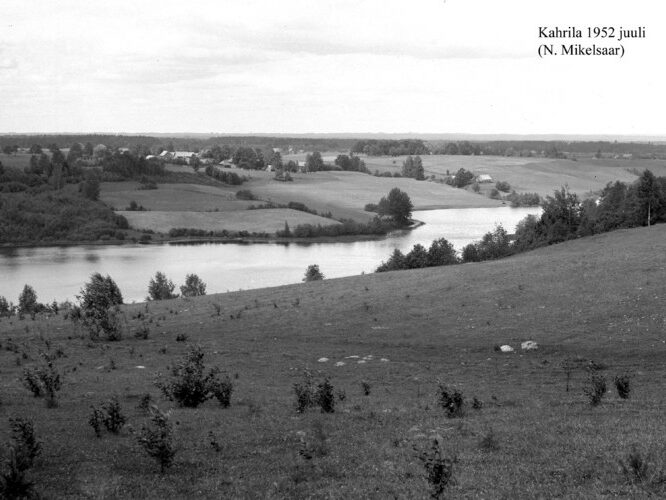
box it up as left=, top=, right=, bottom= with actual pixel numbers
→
left=0, top=207, right=540, bottom=303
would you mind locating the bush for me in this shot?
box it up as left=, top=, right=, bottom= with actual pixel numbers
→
left=364, top=203, right=378, bottom=212
left=0, top=417, right=42, bottom=499
left=437, top=385, right=465, bottom=418
left=235, top=189, right=256, bottom=200
left=155, top=345, right=228, bottom=408
left=614, top=374, right=631, bottom=399
left=361, top=381, right=371, bottom=396
left=211, top=376, right=234, bottom=408
left=22, top=357, right=61, bottom=407
left=100, top=397, right=127, bottom=434
left=294, top=370, right=316, bottom=413
left=316, top=378, right=335, bottom=413
left=495, top=180, right=511, bottom=192
left=415, top=436, right=457, bottom=498
left=147, top=272, right=178, bottom=301
left=137, top=405, right=177, bottom=473
left=584, top=373, right=607, bottom=406
left=303, top=264, right=324, bottom=282
left=179, top=274, right=206, bottom=297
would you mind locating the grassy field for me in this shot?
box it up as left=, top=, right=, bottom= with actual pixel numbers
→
left=0, top=225, right=664, bottom=498
left=356, top=155, right=666, bottom=198
left=119, top=208, right=341, bottom=234
left=100, top=182, right=257, bottom=212
left=249, top=170, right=503, bottom=221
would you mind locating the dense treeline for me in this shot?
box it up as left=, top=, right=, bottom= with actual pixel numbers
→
left=281, top=217, right=397, bottom=239
left=351, top=139, right=429, bottom=156
left=377, top=169, right=665, bottom=272
left=0, top=190, right=128, bottom=243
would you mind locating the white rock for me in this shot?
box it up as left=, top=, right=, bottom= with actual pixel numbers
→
left=521, top=340, right=538, bottom=351
left=500, top=345, right=514, bottom=353
left=380, top=358, right=389, bottom=362
left=335, top=361, right=345, bottom=367
left=357, top=360, right=367, bottom=364
left=346, top=355, right=360, bottom=359
left=135, top=365, right=146, bottom=369
left=317, top=357, right=329, bottom=363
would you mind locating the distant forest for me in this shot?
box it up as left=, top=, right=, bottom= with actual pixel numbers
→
left=1, top=134, right=666, bottom=159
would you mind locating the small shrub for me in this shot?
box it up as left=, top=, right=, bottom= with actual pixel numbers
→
left=361, top=381, right=371, bottom=396
left=614, top=374, right=632, bottom=399
left=437, top=385, right=465, bottom=418
left=415, top=436, right=456, bottom=499
left=22, top=357, right=61, bottom=407
left=155, top=345, right=225, bottom=408
left=211, top=375, right=234, bottom=408
left=584, top=373, right=607, bottom=406
left=294, top=370, right=315, bottom=413
left=472, top=397, right=483, bottom=410
left=18, top=285, right=38, bottom=316
left=102, top=397, right=126, bottom=434
left=1, top=418, right=42, bottom=499
left=179, top=274, right=206, bottom=297
left=147, top=272, right=178, bottom=301
left=316, top=378, right=335, bottom=413
left=88, top=407, right=105, bottom=437
left=137, top=405, right=177, bottom=473
left=336, top=389, right=346, bottom=402
left=175, top=333, right=188, bottom=343
left=212, top=303, right=221, bottom=316
left=303, top=264, right=324, bottom=282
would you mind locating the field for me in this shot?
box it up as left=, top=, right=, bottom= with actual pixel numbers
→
left=119, top=208, right=341, bottom=234
left=0, top=224, right=664, bottom=498
left=101, top=170, right=503, bottom=234
left=248, top=170, right=503, bottom=220
left=354, top=154, right=666, bottom=197
left=100, top=182, right=256, bottom=212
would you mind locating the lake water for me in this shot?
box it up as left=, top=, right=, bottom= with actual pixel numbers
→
left=0, top=207, right=540, bottom=303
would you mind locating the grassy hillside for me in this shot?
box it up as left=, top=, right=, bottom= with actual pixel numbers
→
left=0, top=225, right=664, bottom=498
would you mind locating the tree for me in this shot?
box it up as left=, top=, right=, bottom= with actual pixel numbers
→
left=79, top=273, right=123, bottom=311
left=78, top=273, right=123, bottom=340
left=83, top=142, right=94, bottom=158
left=377, top=187, right=413, bottom=225
left=427, top=238, right=458, bottom=266
left=29, top=144, right=42, bottom=154
left=18, top=285, right=38, bottom=315
left=305, top=152, right=324, bottom=172
left=180, top=274, right=207, bottom=297
left=453, top=168, right=474, bottom=188
left=81, top=174, right=100, bottom=201
left=375, top=248, right=407, bottom=272
left=405, top=244, right=428, bottom=268
left=148, top=272, right=178, bottom=300
left=303, top=264, right=324, bottom=282
left=635, top=169, right=663, bottom=226
left=2, top=145, right=13, bottom=155
left=401, top=156, right=424, bottom=180
left=67, top=143, right=83, bottom=164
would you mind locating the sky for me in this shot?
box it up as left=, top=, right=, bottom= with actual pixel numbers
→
left=1, top=0, right=664, bottom=136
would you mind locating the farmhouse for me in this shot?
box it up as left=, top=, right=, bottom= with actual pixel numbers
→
left=172, top=151, right=198, bottom=163
left=476, top=174, right=493, bottom=183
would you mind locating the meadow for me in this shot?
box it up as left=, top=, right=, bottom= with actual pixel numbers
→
left=0, top=224, right=664, bottom=498
left=355, top=154, right=666, bottom=198
left=118, top=208, right=340, bottom=235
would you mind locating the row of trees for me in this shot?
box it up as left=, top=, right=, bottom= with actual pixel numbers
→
left=351, top=139, right=429, bottom=157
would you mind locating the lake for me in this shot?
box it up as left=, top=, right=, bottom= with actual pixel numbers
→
left=0, top=207, right=540, bottom=303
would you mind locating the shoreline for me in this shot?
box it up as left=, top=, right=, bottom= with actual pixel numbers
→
left=0, top=220, right=425, bottom=250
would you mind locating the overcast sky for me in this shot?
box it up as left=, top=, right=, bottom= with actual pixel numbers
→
left=1, top=0, right=664, bottom=135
